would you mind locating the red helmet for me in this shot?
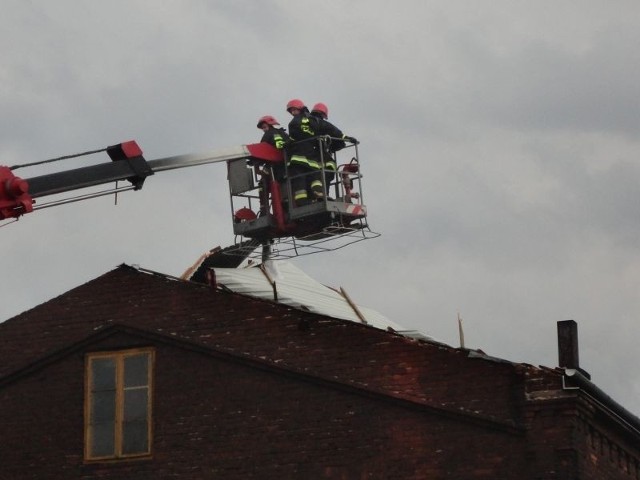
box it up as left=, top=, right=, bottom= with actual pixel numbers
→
left=234, top=207, right=257, bottom=223
left=286, top=98, right=305, bottom=112
left=311, top=102, right=328, bottom=119
left=257, top=115, right=280, bottom=128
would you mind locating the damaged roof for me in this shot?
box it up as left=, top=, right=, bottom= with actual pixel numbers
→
left=212, top=261, right=424, bottom=337
left=185, top=247, right=433, bottom=341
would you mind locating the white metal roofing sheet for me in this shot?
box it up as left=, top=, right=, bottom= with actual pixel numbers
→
left=213, top=261, right=410, bottom=334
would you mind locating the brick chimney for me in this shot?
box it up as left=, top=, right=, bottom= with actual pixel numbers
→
left=557, top=320, right=590, bottom=379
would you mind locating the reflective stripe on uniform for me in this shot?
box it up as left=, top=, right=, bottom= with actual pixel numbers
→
left=310, top=179, right=324, bottom=198
left=301, top=117, right=315, bottom=136
left=274, top=134, right=285, bottom=149
left=288, top=155, right=321, bottom=170
left=324, top=160, right=337, bottom=171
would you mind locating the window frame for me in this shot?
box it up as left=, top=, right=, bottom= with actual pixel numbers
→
left=84, top=347, right=154, bottom=462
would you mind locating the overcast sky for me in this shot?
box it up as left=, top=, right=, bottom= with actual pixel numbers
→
left=1, top=1, right=639, bottom=413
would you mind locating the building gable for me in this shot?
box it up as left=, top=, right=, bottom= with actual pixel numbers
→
left=1, top=264, right=640, bottom=478
left=0, top=265, right=531, bottom=427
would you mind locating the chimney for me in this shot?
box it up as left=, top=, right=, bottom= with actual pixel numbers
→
left=557, top=320, right=590, bottom=379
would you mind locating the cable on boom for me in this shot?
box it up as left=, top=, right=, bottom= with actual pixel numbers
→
left=10, top=147, right=108, bottom=171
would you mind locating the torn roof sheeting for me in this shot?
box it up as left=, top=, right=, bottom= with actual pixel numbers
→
left=212, top=261, right=426, bottom=338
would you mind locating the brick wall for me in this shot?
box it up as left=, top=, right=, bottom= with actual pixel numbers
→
left=1, top=332, right=530, bottom=479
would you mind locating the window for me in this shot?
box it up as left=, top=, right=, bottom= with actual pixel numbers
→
left=85, top=348, right=154, bottom=461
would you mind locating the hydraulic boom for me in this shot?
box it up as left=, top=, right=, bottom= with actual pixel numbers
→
left=0, top=141, right=282, bottom=220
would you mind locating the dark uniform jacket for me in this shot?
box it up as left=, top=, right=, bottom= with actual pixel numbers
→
left=315, top=117, right=346, bottom=156
left=287, top=112, right=322, bottom=165
left=260, top=127, right=289, bottom=150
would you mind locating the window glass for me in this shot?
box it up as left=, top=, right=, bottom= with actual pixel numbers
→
left=122, top=420, right=149, bottom=454
left=124, top=354, right=149, bottom=388
left=91, top=357, right=116, bottom=391
left=91, top=390, right=116, bottom=423
left=90, top=422, right=115, bottom=458
left=124, top=388, right=148, bottom=421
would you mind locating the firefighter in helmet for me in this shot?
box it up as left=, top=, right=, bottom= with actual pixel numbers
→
left=285, top=99, right=324, bottom=206
left=310, top=102, right=358, bottom=187
left=257, top=115, right=289, bottom=150
left=255, top=115, right=289, bottom=215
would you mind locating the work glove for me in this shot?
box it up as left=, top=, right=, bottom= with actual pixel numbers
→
left=345, top=136, right=359, bottom=145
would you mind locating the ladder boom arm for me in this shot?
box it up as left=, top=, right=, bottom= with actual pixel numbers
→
left=0, top=141, right=283, bottom=220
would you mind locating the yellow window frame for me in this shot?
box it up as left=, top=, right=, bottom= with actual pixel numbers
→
left=84, top=348, right=154, bottom=461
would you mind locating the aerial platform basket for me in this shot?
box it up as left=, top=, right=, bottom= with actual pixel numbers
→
left=227, top=138, right=379, bottom=258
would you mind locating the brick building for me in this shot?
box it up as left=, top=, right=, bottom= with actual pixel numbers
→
left=1, top=264, right=639, bottom=479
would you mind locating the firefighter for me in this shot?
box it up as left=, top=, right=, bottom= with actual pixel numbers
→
left=257, top=114, right=289, bottom=180
left=256, top=115, right=289, bottom=215
left=257, top=115, right=288, bottom=150
left=310, top=102, right=358, bottom=187
left=285, top=99, right=323, bottom=206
